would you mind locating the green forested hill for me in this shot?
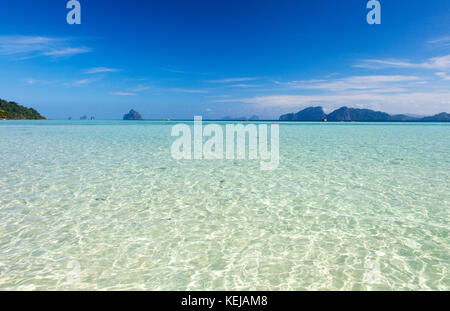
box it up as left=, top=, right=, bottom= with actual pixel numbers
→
left=0, top=99, right=45, bottom=120
left=280, top=106, right=450, bottom=122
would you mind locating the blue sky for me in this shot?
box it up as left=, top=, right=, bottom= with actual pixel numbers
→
left=0, top=0, right=449, bottom=119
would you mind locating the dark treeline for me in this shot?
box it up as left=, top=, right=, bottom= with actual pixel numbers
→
left=0, top=98, right=45, bottom=120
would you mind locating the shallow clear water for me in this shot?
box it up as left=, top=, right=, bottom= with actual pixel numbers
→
left=0, top=120, right=448, bottom=290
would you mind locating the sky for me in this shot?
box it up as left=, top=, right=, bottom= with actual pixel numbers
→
left=0, top=0, right=449, bottom=120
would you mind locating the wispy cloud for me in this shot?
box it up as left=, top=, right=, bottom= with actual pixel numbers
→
left=213, top=72, right=449, bottom=115
left=0, top=36, right=55, bottom=55
left=24, top=78, right=55, bottom=85
left=205, top=94, right=232, bottom=99
left=161, top=67, right=211, bottom=75
left=229, top=83, right=264, bottom=88
left=436, top=72, right=450, bottom=80
left=355, top=55, right=450, bottom=71
left=163, top=68, right=187, bottom=74
left=219, top=91, right=450, bottom=115
left=277, top=75, right=422, bottom=92
left=25, top=78, right=43, bottom=85
left=63, top=78, right=99, bottom=87
left=169, top=88, right=209, bottom=93
left=111, top=92, right=137, bottom=96
left=0, top=36, right=92, bottom=59
left=130, top=85, right=152, bottom=92
left=76, top=78, right=96, bottom=85
left=25, top=78, right=37, bottom=85
left=207, top=77, right=257, bottom=83
left=84, top=67, right=121, bottom=74
left=428, top=36, right=450, bottom=48
left=111, top=84, right=152, bottom=96
left=43, top=47, right=91, bottom=57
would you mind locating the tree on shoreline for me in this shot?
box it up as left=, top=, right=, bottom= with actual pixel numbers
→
left=0, top=99, right=45, bottom=120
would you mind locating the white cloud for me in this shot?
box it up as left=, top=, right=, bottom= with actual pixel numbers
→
left=75, top=79, right=91, bottom=85
left=130, top=85, right=152, bottom=92
left=436, top=72, right=450, bottom=80
left=229, top=92, right=450, bottom=115
left=428, top=36, right=450, bottom=48
left=0, top=36, right=91, bottom=58
left=169, top=88, right=208, bottom=93
left=63, top=78, right=98, bottom=87
left=355, top=55, right=450, bottom=71
left=0, top=36, right=55, bottom=55
left=25, top=78, right=38, bottom=85
left=429, top=36, right=450, bottom=44
left=84, top=67, right=120, bottom=74
left=229, top=83, right=264, bottom=88
left=163, top=68, right=187, bottom=73
left=73, top=78, right=97, bottom=86
left=205, top=94, right=232, bottom=99
left=208, top=77, right=257, bottom=83
left=213, top=72, right=450, bottom=115
left=24, top=78, right=52, bottom=85
left=110, top=85, right=151, bottom=96
left=112, top=92, right=137, bottom=96
left=42, top=47, right=91, bottom=57
left=284, top=75, right=422, bottom=92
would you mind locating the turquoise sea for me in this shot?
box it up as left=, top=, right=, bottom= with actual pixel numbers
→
left=0, top=120, right=448, bottom=290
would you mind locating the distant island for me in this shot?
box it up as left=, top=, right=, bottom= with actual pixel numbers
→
left=0, top=98, right=45, bottom=120
left=123, top=109, right=143, bottom=120
left=280, top=106, right=450, bottom=122
left=222, top=115, right=260, bottom=121
left=76, top=115, right=96, bottom=120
